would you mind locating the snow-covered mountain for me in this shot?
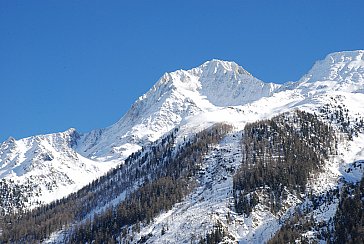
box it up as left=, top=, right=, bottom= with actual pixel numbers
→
left=126, top=50, right=364, bottom=243
left=0, top=59, right=279, bottom=211
left=0, top=50, right=364, bottom=243
left=76, top=59, right=279, bottom=161
left=0, top=128, right=113, bottom=211
left=296, top=50, right=364, bottom=94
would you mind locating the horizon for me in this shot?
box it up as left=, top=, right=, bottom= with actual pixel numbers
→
left=1, top=1, right=364, bottom=142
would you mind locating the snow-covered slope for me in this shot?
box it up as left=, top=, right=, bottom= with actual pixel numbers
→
left=1, top=50, right=364, bottom=243
left=112, top=50, right=364, bottom=243
left=0, top=129, right=113, bottom=211
left=293, top=50, right=364, bottom=94
left=76, top=59, right=279, bottom=161
left=0, top=59, right=280, bottom=211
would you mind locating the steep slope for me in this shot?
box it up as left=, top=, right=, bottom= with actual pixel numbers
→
left=76, top=59, right=279, bottom=161
left=0, top=129, right=113, bottom=212
left=296, top=50, right=364, bottom=94
left=272, top=50, right=364, bottom=107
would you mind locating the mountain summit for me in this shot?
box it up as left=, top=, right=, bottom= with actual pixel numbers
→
left=77, top=59, right=280, bottom=160
left=296, top=50, right=364, bottom=93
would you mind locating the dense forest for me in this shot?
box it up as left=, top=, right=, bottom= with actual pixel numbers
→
left=0, top=179, right=31, bottom=214
left=334, top=175, right=364, bottom=243
left=0, top=123, right=233, bottom=243
left=268, top=176, right=364, bottom=243
left=265, top=109, right=364, bottom=243
left=233, top=110, right=337, bottom=215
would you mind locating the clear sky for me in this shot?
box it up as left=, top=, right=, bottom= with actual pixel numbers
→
left=1, top=1, right=363, bottom=142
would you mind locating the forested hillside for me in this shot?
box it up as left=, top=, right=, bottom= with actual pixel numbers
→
left=1, top=109, right=363, bottom=243
left=233, top=110, right=337, bottom=216
left=0, top=123, right=232, bottom=243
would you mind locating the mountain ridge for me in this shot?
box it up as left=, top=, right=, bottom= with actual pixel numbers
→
left=0, top=49, right=363, bottom=218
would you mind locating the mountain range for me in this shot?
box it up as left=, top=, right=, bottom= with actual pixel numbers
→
left=0, top=50, right=363, bottom=243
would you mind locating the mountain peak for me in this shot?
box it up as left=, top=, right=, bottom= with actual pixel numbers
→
left=197, top=59, right=252, bottom=77
left=146, top=59, right=259, bottom=103
left=295, top=50, right=364, bottom=94
left=302, top=50, right=364, bottom=82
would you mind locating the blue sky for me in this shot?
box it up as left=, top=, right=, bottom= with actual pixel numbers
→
left=1, top=1, right=363, bottom=142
